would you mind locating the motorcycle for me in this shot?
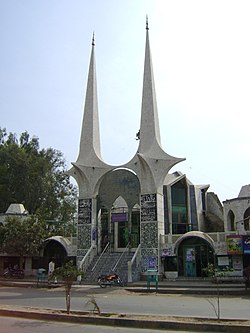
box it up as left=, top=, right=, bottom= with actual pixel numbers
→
left=97, top=273, right=123, bottom=288
left=3, top=267, right=24, bottom=279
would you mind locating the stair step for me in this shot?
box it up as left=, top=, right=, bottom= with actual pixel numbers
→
left=83, top=251, right=135, bottom=284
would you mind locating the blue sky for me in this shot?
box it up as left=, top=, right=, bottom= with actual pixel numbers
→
left=1, top=0, right=250, bottom=202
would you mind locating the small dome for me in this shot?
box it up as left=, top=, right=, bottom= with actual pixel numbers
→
left=5, top=203, right=28, bottom=215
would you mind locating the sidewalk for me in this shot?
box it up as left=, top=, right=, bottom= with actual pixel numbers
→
left=125, top=279, right=248, bottom=295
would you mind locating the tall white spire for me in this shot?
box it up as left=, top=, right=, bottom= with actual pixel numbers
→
left=133, top=18, right=185, bottom=190
left=77, top=33, right=102, bottom=163
left=138, top=18, right=161, bottom=153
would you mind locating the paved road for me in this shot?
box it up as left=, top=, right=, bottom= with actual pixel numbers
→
left=0, top=316, right=216, bottom=333
left=0, top=285, right=250, bottom=320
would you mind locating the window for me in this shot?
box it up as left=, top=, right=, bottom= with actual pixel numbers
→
left=171, top=181, right=188, bottom=234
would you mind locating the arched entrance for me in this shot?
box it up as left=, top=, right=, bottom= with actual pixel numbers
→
left=98, top=168, right=140, bottom=252
left=244, top=207, right=250, bottom=231
left=112, top=197, right=140, bottom=251
left=227, top=210, right=235, bottom=231
left=177, top=235, right=214, bottom=277
left=43, top=237, right=68, bottom=267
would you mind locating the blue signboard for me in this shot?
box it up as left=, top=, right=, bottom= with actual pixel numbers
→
left=243, top=236, right=250, bottom=254
left=111, top=213, right=128, bottom=222
left=148, top=256, right=157, bottom=270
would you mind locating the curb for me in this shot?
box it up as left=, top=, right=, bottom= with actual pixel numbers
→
left=0, top=307, right=250, bottom=332
left=125, top=287, right=248, bottom=296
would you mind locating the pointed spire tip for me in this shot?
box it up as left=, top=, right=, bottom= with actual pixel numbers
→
left=92, top=32, right=95, bottom=46
left=146, top=15, right=149, bottom=30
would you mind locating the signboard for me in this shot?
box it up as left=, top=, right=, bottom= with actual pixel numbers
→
left=243, top=236, right=250, bottom=254
left=141, top=194, right=157, bottom=221
left=217, top=256, right=229, bottom=267
left=162, top=246, right=174, bottom=257
left=78, top=199, right=92, bottom=224
left=111, top=212, right=128, bottom=222
left=186, top=248, right=195, bottom=262
left=226, top=235, right=243, bottom=254
left=148, top=256, right=157, bottom=270
left=232, top=255, right=243, bottom=270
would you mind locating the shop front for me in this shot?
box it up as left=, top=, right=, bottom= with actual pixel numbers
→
left=162, top=232, right=215, bottom=278
left=177, top=236, right=215, bottom=277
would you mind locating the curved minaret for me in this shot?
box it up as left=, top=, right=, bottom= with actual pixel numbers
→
left=77, top=34, right=102, bottom=164
left=126, top=19, right=185, bottom=192
left=68, top=35, right=112, bottom=265
left=69, top=34, right=111, bottom=198
left=125, top=19, right=185, bottom=273
left=138, top=18, right=161, bottom=151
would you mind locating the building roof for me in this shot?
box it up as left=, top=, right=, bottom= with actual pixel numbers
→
left=5, top=203, right=28, bottom=215
left=238, top=185, right=250, bottom=198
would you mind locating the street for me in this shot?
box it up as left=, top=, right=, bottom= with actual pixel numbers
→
left=0, top=316, right=217, bottom=333
left=0, top=285, right=250, bottom=320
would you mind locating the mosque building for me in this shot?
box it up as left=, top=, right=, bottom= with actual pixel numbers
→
left=1, top=22, right=249, bottom=280
left=67, top=21, right=250, bottom=282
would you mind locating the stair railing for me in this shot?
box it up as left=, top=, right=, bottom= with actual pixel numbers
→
left=77, top=245, right=96, bottom=283
left=112, top=242, right=130, bottom=272
left=91, top=242, right=110, bottom=272
left=127, top=243, right=141, bottom=282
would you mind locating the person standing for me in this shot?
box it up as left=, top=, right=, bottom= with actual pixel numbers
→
left=48, top=258, right=55, bottom=286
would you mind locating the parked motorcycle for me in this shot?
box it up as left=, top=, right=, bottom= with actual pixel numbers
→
left=3, top=267, right=24, bottom=279
left=97, top=273, right=123, bottom=288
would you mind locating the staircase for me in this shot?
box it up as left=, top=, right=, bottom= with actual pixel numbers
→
left=83, top=251, right=134, bottom=284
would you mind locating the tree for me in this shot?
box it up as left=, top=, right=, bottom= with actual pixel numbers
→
left=0, top=216, right=48, bottom=268
left=203, top=263, right=233, bottom=320
left=0, top=128, right=77, bottom=222
left=52, top=260, right=83, bottom=314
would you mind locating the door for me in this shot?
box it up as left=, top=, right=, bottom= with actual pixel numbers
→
left=184, top=247, right=196, bottom=277
left=178, top=237, right=215, bottom=277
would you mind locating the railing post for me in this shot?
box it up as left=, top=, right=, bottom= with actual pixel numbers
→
left=128, top=261, right=132, bottom=283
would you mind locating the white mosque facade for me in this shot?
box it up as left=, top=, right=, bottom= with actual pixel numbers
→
left=1, top=23, right=250, bottom=280
left=67, top=24, right=250, bottom=281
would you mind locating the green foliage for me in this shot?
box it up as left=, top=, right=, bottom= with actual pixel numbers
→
left=0, top=216, right=47, bottom=256
left=53, top=260, right=84, bottom=283
left=0, top=128, right=77, bottom=222
left=203, top=263, right=233, bottom=278
left=203, top=263, right=216, bottom=278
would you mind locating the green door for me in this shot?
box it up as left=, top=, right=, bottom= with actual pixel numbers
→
left=118, top=222, right=129, bottom=248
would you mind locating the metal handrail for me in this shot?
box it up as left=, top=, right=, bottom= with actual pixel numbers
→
left=78, top=245, right=96, bottom=271
left=128, top=243, right=141, bottom=282
left=130, top=243, right=141, bottom=267
left=91, top=242, right=110, bottom=272
left=112, top=242, right=130, bottom=272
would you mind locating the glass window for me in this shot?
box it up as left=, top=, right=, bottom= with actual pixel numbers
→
left=171, top=182, right=188, bottom=234
left=164, top=256, right=177, bottom=272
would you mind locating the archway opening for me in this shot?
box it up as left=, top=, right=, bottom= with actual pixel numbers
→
left=228, top=210, right=235, bottom=231
left=244, top=207, right=250, bottom=231
left=98, top=168, right=140, bottom=252
left=178, top=236, right=214, bottom=277
left=43, top=239, right=67, bottom=268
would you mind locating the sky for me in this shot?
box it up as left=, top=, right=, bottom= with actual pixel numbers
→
left=1, top=0, right=250, bottom=202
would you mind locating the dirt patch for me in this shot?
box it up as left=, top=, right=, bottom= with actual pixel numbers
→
left=1, top=304, right=249, bottom=326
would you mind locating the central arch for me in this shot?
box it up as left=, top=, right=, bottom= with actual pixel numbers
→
left=98, top=168, right=141, bottom=252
